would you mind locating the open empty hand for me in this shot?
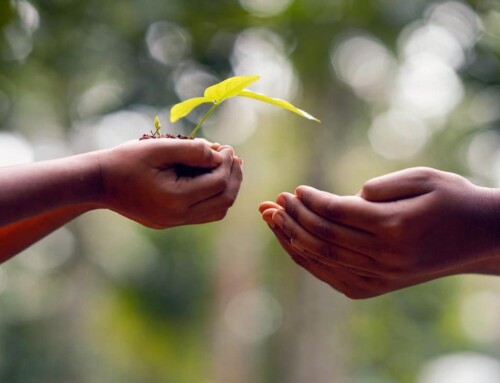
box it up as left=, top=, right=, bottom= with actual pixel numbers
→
left=260, top=167, right=500, bottom=299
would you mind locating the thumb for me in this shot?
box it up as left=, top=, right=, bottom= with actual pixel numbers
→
left=360, top=167, right=435, bottom=202
left=151, top=139, right=223, bottom=168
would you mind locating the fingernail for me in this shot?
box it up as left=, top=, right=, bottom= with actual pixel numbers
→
left=295, top=185, right=313, bottom=198
left=276, top=194, right=287, bottom=208
left=294, top=186, right=304, bottom=198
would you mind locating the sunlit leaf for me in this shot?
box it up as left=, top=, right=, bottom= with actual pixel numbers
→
left=170, top=97, right=211, bottom=123
left=204, top=75, right=260, bottom=103
left=238, top=90, right=321, bottom=122
left=154, top=115, right=161, bottom=136
left=154, top=116, right=161, bottom=129
left=169, top=75, right=319, bottom=137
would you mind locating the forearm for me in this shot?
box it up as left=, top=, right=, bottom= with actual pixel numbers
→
left=0, top=203, right=97, bottom=263
left=0, top=151, right=102, bottom=227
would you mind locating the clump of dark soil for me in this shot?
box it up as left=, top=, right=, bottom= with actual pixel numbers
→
left=139, top=133, right=191, bottom=140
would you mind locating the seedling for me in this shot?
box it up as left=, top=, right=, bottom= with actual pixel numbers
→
left=167, top=75, right=320, bottom=138
left=153, top=116, right=162, bottom=137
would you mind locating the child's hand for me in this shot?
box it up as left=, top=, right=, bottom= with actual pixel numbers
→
left=99, top=139, right=243, bottom=228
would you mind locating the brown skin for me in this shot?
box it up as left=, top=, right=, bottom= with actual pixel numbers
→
left=260, top=167, right=500, bottom=299
left=0, top=139, right=243, bottom=263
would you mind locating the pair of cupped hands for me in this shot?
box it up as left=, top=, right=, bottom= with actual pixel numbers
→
left=102, top=139, right=500, bottom=298
left=105, top=140, right=500, bottom=298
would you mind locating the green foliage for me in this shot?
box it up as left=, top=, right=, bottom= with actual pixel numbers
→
left=170, top=75, right=319, bottom=138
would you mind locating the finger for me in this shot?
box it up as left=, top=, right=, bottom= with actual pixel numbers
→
left=262, top=210, right=378, bottom=295
left=294, top=186, right=388, bottom=233
left=263, top=215, right=370, bottom=297
left=277, top=193, right=378, bottom=255
left=190, top=154, right=243, bottom=211
left=259, top=201, right=282, bottom=214
left=359, top=167, right=436, bottom=202
left=293, top=245, right=382, bottom=278
left=172, top=148, right=234, bottom=204
left=275, top=214, right=383, bottom=279
left=271, top=210, right=379, bottom=273
left=146, top=139, right=223, bottom=169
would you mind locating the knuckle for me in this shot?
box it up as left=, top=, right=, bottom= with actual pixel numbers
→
left=409, top=167, right=439, bottom=187
left=381, top=213, right=406, bottom=240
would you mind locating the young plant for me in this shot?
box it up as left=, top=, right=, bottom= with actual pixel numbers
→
left=153, top=115, right=162, bottom=137
left=169, top=75, right=320, bottom=138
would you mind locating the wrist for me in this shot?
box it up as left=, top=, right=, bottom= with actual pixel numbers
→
left=63, top=151, right=105, bottom=207
left=467, top=186, right=500, bottom=275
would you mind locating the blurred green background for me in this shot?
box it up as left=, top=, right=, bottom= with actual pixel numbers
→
left=2, top=0, right=500, bottom=382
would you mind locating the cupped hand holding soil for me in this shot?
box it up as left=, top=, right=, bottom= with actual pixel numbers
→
left=98, top=138, right=243, bottom=229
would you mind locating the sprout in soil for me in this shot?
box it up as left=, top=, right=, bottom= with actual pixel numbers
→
left=153, top=116, right=162, bottom=137
left=166, top=75, right=320, bottom=139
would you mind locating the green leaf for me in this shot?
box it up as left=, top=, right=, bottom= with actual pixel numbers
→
left=170, top=97, right=211, bottom=123
left=154, top=115, right=161, bottom=136
left=168, top=75, right=319, bottom=138
left=238, top=90, right=321, bottom=122
left=204, top=75, right=260, bottom=103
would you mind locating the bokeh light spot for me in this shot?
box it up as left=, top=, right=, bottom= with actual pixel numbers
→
left=331, top=34, right=396, bottom=102
left=238, top=0, right=292, bottom=18
left=0, top=132, right=34, bottom=166
left=418, top=352, right=500, bottom=383
left=146, top=21, right=191, bottom=66
left=368, top=110, right=428, bottom=159
left=224, top=289, right=282, bottom=343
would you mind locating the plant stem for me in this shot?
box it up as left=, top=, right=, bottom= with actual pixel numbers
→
left=188, top=103, right=218, bottom=139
